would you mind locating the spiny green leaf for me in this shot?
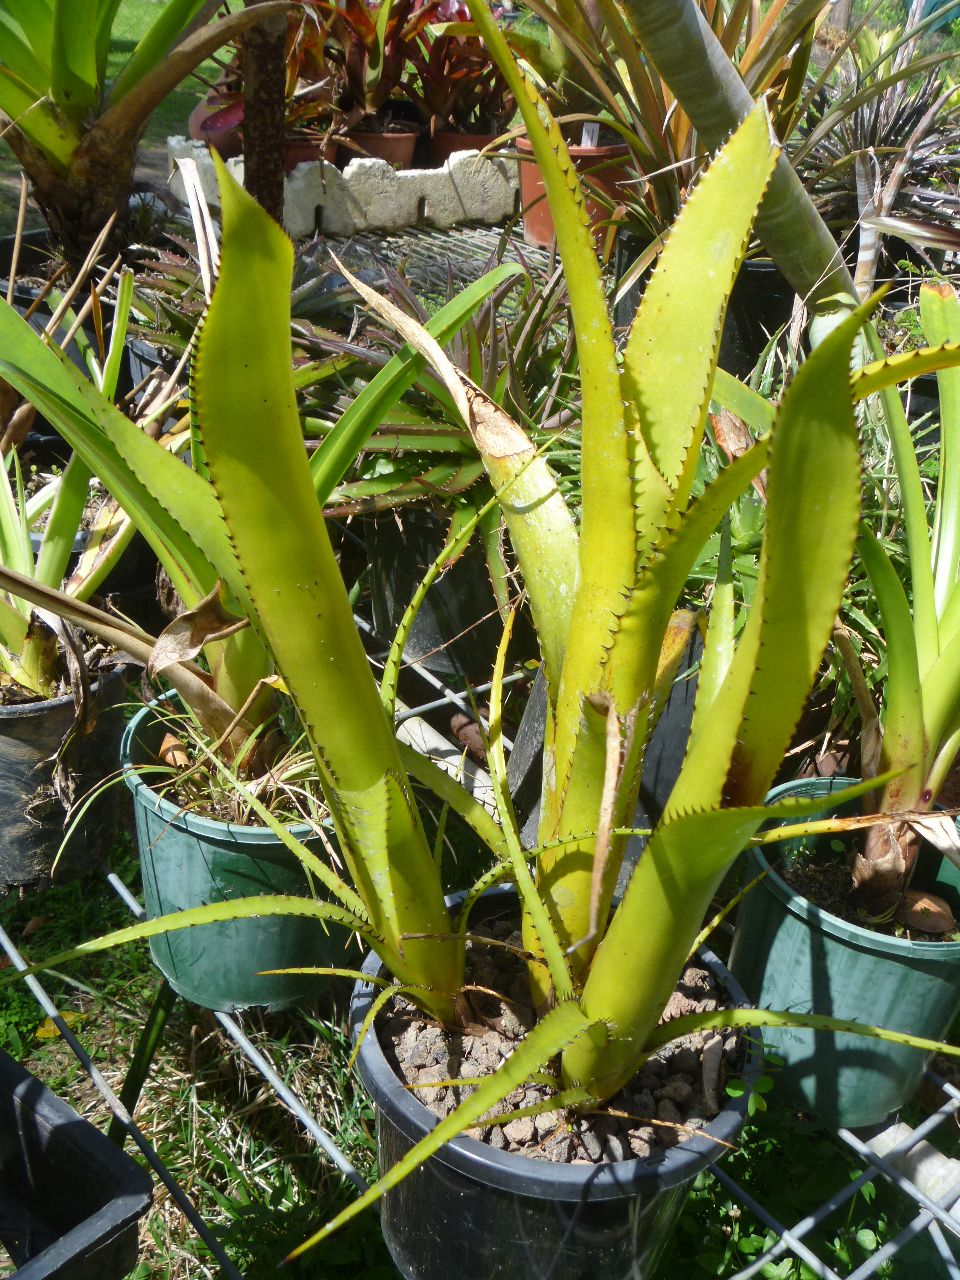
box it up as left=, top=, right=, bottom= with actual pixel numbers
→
left=0, top=895, right=373, bottom=991
left=195, top=157, right=460, bottom=1010
left=623, top=105, right=778, bottom=507
left=671, top=296, right=869, bottom=814
left=645, top=1006, right=960, bottom=1059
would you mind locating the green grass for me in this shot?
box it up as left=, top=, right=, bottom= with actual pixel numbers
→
left=107, top=0, right=223, bottom=153
left=0, top=818, right=395, bottom=1279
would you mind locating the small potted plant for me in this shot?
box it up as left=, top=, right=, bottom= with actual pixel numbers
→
left=0, top=251, right=352, bottom=1009
left=0, top=279, right=140, bottom=888
left=406, top=0, right=515, bottom=165
left=188, top=2, right=344, bottom=171
left=730, top=281, right=960, bottom=1128
left=0, top=182, right=519, bottom=1010
left=319, top=0, right=441, bottom=167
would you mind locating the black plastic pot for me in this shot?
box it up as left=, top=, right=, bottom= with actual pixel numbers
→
left=718, top=259, right=796, bottom=379
left=350, top=891, right=758, bottom=1280
left=365, top=509, right=514, bottom=681
left=0, top=667, right=128, bottom=887
left=0, top=1048, right=152, bottom=1279
left=122, top=698, right=352, bottom=1012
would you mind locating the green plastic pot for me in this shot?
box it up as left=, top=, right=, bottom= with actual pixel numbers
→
left=729, top=777, right=960, bottom=1129
left=122, top=700, right=351, bottom=1013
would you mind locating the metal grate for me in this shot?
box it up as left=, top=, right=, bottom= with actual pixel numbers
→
left=713, top=1083, right=960, bottom=1279
left=301, top=220, right=556, bottom=300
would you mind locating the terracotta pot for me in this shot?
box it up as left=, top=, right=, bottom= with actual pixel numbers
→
left=336, top=128, right=419, bottom=169
left=282, top=136, right=338, bottom=173
left=429, top=130, right=498, bottom=167
left=516, top=136, right=632, bottom=249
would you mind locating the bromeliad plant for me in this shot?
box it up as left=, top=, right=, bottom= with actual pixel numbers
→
left=840, top=284, right=960, bottom=914
left=406, top=0, right=514, bottom=140
left=0, top=0, right=289, bottom=259
left=189, top=2, right=343, bottom=159
left=701, top=285, right=960, bottom=920
left=7, top=26, right=960, bottom=1265
left=0, top=206, right=526, bottom=780
left=506, top=0, right=829, bottom=261
left=0, top=264, right=141, bottom=699
left=316, top=0, right=441, bottom=133
left=790, top=1, right=960, bottom=295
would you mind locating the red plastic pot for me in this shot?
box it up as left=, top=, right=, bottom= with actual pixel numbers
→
left=516, top=136, right=632, bottom=248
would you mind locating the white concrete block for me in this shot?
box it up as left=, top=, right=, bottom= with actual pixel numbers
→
left=423, top=151, right=518, bottom=227
left=309, top=164, right=358, bottom=237
left=225, top=156, right=244, bottom=191
left=167, top=138, right=522, bottom=237
left=326, top=158, right=423, bottom=233
left=283, top=160, right=334, bottom=238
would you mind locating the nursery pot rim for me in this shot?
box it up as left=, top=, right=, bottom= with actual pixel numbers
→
left=514, top=134, right=631, bottom=162
left=0, top=668, right=123, bottom=721
left=751, top=776, right=960, bottom=956
left=0, top=1047, right=152, bottom=1276
left=120, top=697, right=324, bottom=846
left=1, top=686, right=87, bottom=721
left=351, top=888, right=758, bottom=1201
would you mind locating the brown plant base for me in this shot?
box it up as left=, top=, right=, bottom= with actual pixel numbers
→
left=0, top=638, right=117, bottom=707
left=378, top=918, right=743, bottom=1165
left=0, top=679, right=66, bottom=707
left=782, top=858, right=957, bottom=942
